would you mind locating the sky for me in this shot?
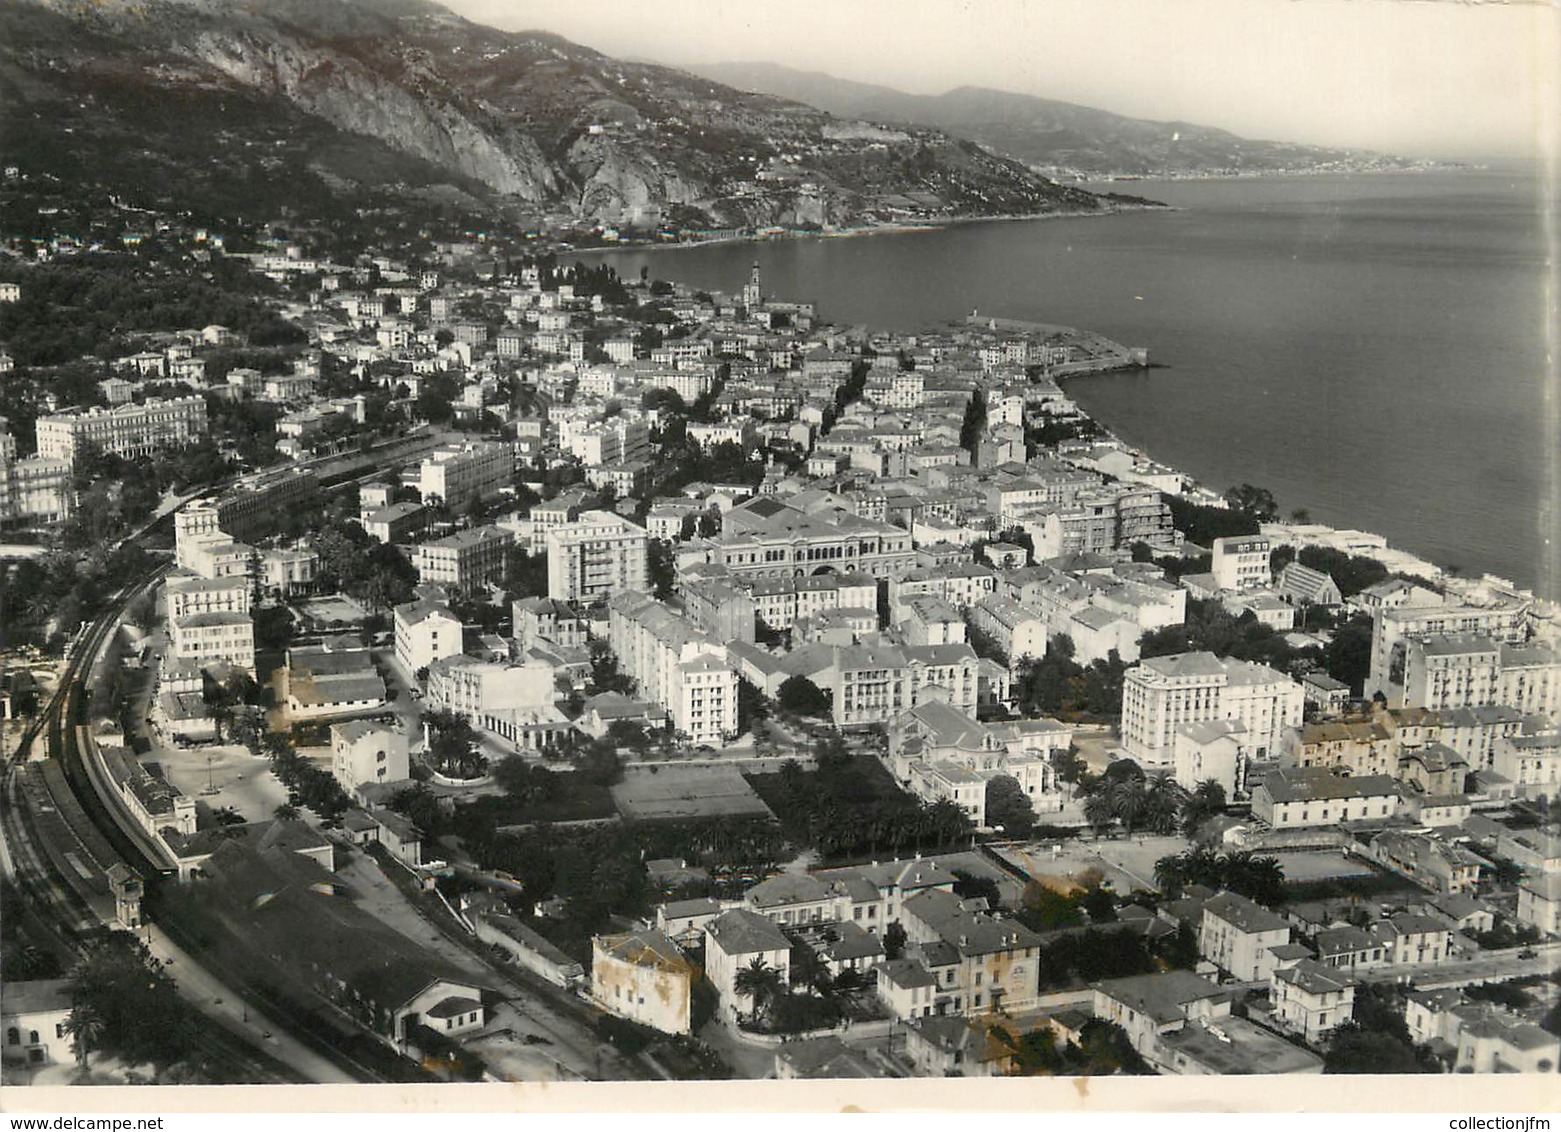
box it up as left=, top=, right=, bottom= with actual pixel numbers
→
left=443, top=0, right=1558, bottom=163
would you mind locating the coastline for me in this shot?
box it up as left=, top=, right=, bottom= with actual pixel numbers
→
left=571, top=170, right=1550, bottom=607
left=1047, top=365, right=1549, bottom=610
left=1057, top=162, right=1469, bottom=186
left=566, top=200, right=1174, bottom=256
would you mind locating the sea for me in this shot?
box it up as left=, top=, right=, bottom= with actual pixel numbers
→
left=578, top=169, right=1557, bottom=600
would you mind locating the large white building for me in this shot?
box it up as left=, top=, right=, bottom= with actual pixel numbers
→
left=1210, top=535, right=1272, bottom=593
left=546, top=511, right=649, bottom=604
left=331, top=719, right=411, bottom=792
left=165, top=572, right=250, bottom=621
left=393, top=597, right=464, bottom=675
left=1367, top=601, right=1530, bottom=706
left=0, top=424, right=74, bottom=522
left=703, top=496, right=918, bottom=581
left=1119, top=651, right=1303, bottom=770
left=591, top=930, right=695, bottom=1036
left=607, top=592, right=738, bottom=746
left=35, top=396, right=207, bottom=463
left=425, top=655, right=555, bottom=722
left=414, top=441, right=514, bottom=507
left=1385, top=634, right=1561, bottom=717
left=167, top=611, right=255, bottom=674
left=564, top=417, right=651, bottom=468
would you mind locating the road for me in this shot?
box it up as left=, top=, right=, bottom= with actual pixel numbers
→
left=1359, top=943, right=1561, bottom=989
left=139, top=921, right=354, bottom=1084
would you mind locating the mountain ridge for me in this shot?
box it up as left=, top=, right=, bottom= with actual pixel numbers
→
left=687, top=60, right=1427, bottom=179
left=0, top=0, right=1148, bottom=237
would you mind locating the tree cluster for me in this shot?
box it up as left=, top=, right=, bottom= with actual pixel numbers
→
left=1138, top=597, right=1322, bottom=676
left=998, top=1019, right=1151, bottom=1076
left=751, top=740, right=972, bottom=859
left=256, top=729, right=352, bottom=821
left=1163, top=493, right=1261, bottom=548
left=1079, top=759, right=1190, bottom=837
left=1322, top=984, right=1440, bottom=1074
left=421, top=709, right=487, bottom=780
left=1012, top=635, right=1127, bottom=719
left=310, top=520, right=420, bottom=613
left=1153, top=846, right=1287, bottom=906
left=984, top=775, right=1037, bottom=837
left=0, top=254, right=303, bottom=368
left=0, top=543, right=153, bottom=652
left=1031, top=926, right=1160, bottom=988
left=66, top=935, right=201, bottom=1075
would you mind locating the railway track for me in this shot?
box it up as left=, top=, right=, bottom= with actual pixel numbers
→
left=3, top=434, right=471, bottom=1085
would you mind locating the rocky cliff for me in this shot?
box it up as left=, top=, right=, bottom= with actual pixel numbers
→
left=0, top=0, right=1136, bottom=232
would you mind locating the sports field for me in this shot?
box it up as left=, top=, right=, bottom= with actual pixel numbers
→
left=611, top=763, right=775, bottom=821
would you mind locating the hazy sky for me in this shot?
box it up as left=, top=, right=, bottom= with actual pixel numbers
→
left=443, top=0, right=1557, bottom=162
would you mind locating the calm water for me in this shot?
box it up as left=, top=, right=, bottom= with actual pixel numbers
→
left=581, top=170, right=1557, bottom=598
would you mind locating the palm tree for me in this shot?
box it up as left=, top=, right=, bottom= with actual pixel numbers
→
left=1180, top=778, right=1228, bottom=835
left=732, top=956, right=784, bottom=1026
left=1140, top=773, right=1190, bottom=836
left=790, top=944, right=834, bottom=998
left=64, top=1005, right=105, bottom=1078
left=1083, top=790, right=1117, bottom=835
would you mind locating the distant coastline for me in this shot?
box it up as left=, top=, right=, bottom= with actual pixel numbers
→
left=566, top=198, right=1172, bottom=255
left=1055, top=161, right=1470, bottom=186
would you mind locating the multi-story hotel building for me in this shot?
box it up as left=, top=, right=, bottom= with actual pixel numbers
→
left=1120, top=651, right=1303, bottom=770
left=1367, top=600, right=1530, bottom=706
left=165, top=572, right=251, bottom=621
left=564, top=417, right=651, bottom=468
left=0, top=426, right=74, bottom=522
left=546, top=511, right=649, bottom=604
left=607, top=592, right=738, bottom=746
left=209, top=469, right=319, bottom=542
left=35, top=396, right=207, bottom=463
left=415, top=441, right=514, bottom=507
left=167, top=611, right=255, bottom=674
left=413, top=526, right=512, bottom=591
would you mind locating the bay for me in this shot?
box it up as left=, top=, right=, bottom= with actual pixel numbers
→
left=579, top=170, right=1556, bottom=599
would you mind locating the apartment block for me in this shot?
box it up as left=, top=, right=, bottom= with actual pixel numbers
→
left=1367, top=601, right=1530, bottom=706
left=607, top=592, right=738, bottom=746
left=393, top=597, right=464, bottom=675
left=546, top=511, right=649, bottom=604
left=1210, top=536, right=1272, bottom=592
